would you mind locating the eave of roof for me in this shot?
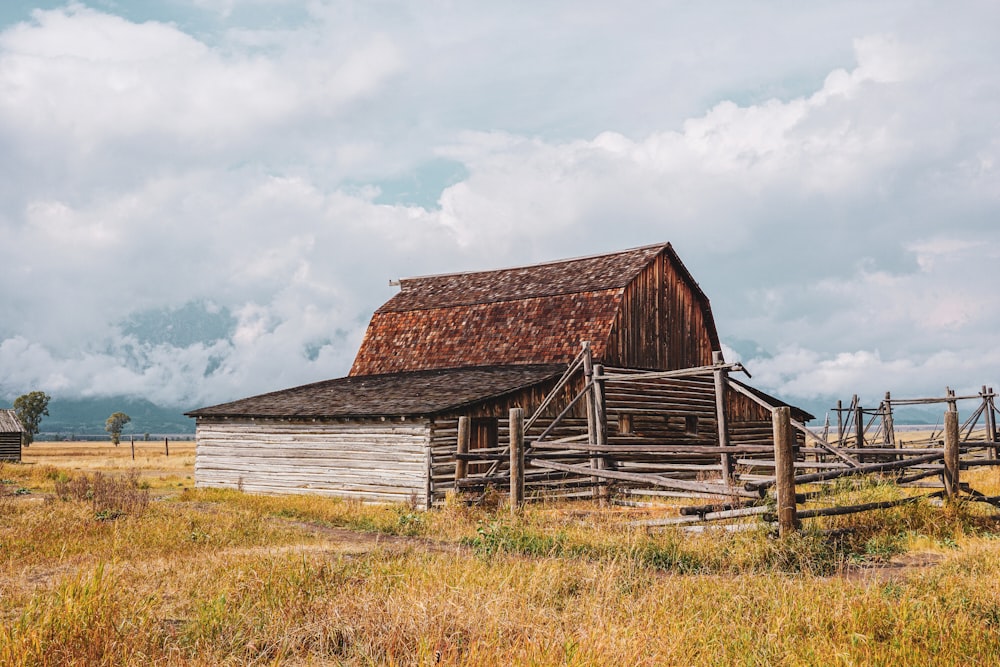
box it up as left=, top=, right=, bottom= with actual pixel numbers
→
left=729, top=378, right=816, bottom=422
left=186, top=364, right=567, bottom=420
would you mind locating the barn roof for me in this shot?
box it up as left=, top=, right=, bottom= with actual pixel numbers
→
left=0, top=409, right=25, bottom=432
left=728, top=378, right=816, bottom=423
left=186, top=364, right=565, bottom=420
left=351, top=242, right=718, bottom=375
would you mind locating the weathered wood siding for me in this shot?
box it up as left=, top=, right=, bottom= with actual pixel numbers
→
left=0, top=432, right=21, bottom=462
left=604, top=252, right=715, bottom=370
left=195, top=418, right=432, bottom=506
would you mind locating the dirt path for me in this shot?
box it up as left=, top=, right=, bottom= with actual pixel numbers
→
left=230, top=517, right=468, bottom=558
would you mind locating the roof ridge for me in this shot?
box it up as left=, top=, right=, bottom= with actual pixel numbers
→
left=397, top=242, right=669, bottom=283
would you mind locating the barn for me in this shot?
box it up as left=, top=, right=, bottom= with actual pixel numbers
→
left=188, top=242, right=811, bottom=506
left=0, top=409, right=25, bottom=462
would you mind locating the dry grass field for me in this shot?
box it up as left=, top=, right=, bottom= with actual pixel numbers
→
left=3, top=438, right=1000, bottom=665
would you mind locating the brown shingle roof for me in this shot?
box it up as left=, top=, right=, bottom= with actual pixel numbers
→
left=186, top=364, right=565, bottom=419
left=381, top=243, right=667, bottom=312
left=351, top=243, right=675, bottom=375
left=352, top=290, right=623, bottom=375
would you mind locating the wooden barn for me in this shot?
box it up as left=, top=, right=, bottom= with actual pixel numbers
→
left=0, top=409, right=25, bottom=462
left=188, top=242, right=812, bottom=507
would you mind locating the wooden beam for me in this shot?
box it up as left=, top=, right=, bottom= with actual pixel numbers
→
left=944, top=408, right=960, bottom=500
left=529, top=459, right=763, bottom=498
left=510, top=408, right=525, bottom=511
left=713, top=351, right=733, bottom=485
left=455, top=416, right=470, bottom=484
left=745, top=451, right=945, bottom=491
left=725, top=379, right=860, bottom=467
left=773, top=406, right=799, bottom=537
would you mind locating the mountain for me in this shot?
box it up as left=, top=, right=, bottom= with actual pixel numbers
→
left=32, top=397, right=195, bottom=437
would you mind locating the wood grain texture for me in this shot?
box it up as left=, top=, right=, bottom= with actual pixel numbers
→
left=195, top=418, right=431, bottom=504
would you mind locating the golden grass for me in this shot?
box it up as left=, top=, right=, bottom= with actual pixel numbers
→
left=3, top=446, right=1000, bottom=664
left=18, top=440, right=195, bottom=494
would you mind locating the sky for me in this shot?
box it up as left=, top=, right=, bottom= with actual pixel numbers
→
left=0, top=1, right=998, bottom=417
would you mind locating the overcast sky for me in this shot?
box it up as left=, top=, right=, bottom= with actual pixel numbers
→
left=1, top=1, right=998, bottom=414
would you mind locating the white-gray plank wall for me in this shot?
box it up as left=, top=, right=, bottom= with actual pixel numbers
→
left=195, top=418, right=433, bottom=506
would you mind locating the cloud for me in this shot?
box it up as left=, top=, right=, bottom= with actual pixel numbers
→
left=746, top=346, right=1000, bottom=406
left=0, top=2, right=998, bottom=412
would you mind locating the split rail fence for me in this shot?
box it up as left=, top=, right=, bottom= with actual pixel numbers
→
left=453, top=343, right=1000, bottom=535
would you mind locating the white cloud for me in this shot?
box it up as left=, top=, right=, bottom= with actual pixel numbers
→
left=1, top=2, right=999, bottom=413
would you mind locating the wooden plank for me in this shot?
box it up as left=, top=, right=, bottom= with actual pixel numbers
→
left=530, top=442, right=775, bottom=455
left=745, top=451, right=945, bottom=492
left=530, top=459, right=762, bottom=498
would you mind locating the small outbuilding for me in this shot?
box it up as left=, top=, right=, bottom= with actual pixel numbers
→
left=0, top=409, right=25, bottom=462
left=188, top=242, right=811, bottom=506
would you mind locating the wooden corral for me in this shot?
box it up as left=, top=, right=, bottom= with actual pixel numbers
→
left=0, top=409, right=25, bottom=462
left=188, top=242, right=813, bottom=507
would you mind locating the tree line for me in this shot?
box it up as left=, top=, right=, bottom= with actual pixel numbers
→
left=11, top=391, right=132, bottom=445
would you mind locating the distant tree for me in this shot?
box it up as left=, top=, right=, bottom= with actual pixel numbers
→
left=105, top=412, right=131, bottom=446
left=13, top=391, right=50, bottom=446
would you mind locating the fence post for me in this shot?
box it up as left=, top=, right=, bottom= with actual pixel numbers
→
left=943, top=407, right=960, bottom=500
left=593, top=364, right=609, bottom=503
left=982, top=386, right=998, bottom=458
left=836, top=399, right=844, bottom=447
left=455, top=416, right=470, bottom=486
left=712, top=351, right=733, bottom=485
left=883, top=391, right=896, bottom=459
left=772, top=406, right=799, bottom=536
left=854, top=397, right=864, bottom=463
left=509, top=408, right=525, bottom=512
left=990, top=387, right=999, bottom=459
left=165, top=437, right=169, bottom=457
left=581, top=343, right=598, bottom=492
left=131, top=435, right=135, bottom=461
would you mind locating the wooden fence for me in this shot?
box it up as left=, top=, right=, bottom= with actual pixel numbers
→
left=453, top=343, right=1000, bottom=534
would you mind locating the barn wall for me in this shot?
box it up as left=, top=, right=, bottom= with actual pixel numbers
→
left=604, top=253, right=715, bottom=371
left=194, top=418, right=432, bottom=506
left=0, top=432, right=21, bottom=462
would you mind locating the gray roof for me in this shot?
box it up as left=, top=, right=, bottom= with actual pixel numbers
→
left=186, top=364, right=566, bottom=419
left=0, top=409, right=25, bottom=433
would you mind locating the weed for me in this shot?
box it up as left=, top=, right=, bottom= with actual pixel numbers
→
left=55, top=470, right=150, bottom=519
left=464, top=518, right=569, bottom=558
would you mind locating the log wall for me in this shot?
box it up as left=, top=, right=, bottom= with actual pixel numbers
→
left=0, top=432, right=21, bottom=462
left=195, top=418, right=432, bottom=506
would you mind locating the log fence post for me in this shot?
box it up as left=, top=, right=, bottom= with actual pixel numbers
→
left=772, top=406, right=799, bottom=536
left=164, top=437, right=169, bottom=457
left=455, top=416, right=470, bottom=485
left=836, top=399, right=844, bottom=447
left=943, top=406, right=960, bottom=500
left=982, top=386, right=998, bottom=458
left=581, top=342, right=601, bottom=501
left=853, top=396, right=864, bottom=463
left=883, top=391, right=896, bottom=457
left=593, top=364, right=609, bottom=503
left=509, top=407, right=525, bottom=512
left=989, top=387, right=999, bottom=459
left=712, top=351, right=733, bottom=485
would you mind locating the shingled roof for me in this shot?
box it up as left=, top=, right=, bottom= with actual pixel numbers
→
left=351, top=242, right=717, bottom=375
left=186, top=364, right=565, bottom=419
left=0, top=410, right=25, bottom=432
